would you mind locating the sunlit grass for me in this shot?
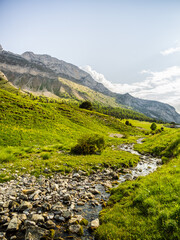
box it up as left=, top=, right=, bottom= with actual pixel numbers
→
left=96, top=129, right=180, bottom=240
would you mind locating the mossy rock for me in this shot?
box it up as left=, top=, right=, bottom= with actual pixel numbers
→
left=80, top=218, right=88, bottom=226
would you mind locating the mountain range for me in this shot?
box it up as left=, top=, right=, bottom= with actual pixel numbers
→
left=0, top=45, right=180, bottom=123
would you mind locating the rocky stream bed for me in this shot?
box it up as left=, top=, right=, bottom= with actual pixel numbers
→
left=0, top=139, right=162, bottom=240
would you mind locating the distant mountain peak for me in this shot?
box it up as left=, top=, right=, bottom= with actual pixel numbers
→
left=22, top=51, right=35, bottom=56
left=0, top=48, right=180, bottom=123
left=0, top=44, right=3, bottom=51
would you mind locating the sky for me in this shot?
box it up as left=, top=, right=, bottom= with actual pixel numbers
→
left=1, top=0, right=180, bottom=112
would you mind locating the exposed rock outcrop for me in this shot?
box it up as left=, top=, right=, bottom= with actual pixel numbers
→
left=0, top=46, right=180, bottom=123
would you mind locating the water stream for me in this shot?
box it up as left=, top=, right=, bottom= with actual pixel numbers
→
left=78, top=138, right=162, bottom=239
left=118, top=138, right=162, bottom=182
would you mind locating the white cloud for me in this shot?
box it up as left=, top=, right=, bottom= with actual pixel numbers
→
left=80, top=65, right=115, bottom=91
left=160, top=46, right=180, bottom=55
left=80, top=65, right=180, bottom=113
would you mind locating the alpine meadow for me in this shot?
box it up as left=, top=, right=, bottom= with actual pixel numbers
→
left=1, top=1, right=180, bottom=239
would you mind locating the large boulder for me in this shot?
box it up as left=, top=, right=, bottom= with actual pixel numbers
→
left=7, top=217, right=22, bottom=231
left=25, top=226, right=50, bottom=240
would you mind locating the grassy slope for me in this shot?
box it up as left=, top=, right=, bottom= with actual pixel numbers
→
left=58, top=77, right=153, bottom=122
left=134, top=128, right=180, bottom=158
left=0, top=71, right=20, bottom=94
left=0, top=87, right=142, bottom=147
left=58, top=77, right=121, bottom=107
left=0, top=86, right=144, bottom=182
left=96, top=129, right=180, bottom=240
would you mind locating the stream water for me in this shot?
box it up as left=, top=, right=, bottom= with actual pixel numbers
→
left=78, top=138, right=162, bottom=239
left=118, top=138, right=162, bottom=182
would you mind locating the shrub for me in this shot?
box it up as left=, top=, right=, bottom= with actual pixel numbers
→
left=71, top=134, right=105, bottom=155
left=79, top=101, right=93, bottom=110
left=150, top=122, right=157, bottom=131
left=125, top=120, right=132, bottom=126
left=41, top=152, right=50, bottom=160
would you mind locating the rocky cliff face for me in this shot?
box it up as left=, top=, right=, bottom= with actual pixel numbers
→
left=21, top=51, right=111, bottom=96
left=0, top=47, right=180, bottom=123
left=116, top=93, right=180, bottom=123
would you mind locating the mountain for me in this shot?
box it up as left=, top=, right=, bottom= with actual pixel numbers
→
left=116, top=93, right=180, bottom=123
left=0, top=46, right=180, bottom=123
left=21, top=51, right=112, bottom=96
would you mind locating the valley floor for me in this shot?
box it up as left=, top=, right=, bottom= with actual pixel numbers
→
left=0, top=87, right=180, bottom=239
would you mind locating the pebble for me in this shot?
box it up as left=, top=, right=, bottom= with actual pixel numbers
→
left=90, top=218, right=99, bottom=230
left=69, top=224, right=83, bottom=235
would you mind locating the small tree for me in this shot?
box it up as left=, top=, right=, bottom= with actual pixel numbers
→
left=125, top=120, right=132, bottom=126
left=71, top=135, right=105, bottom=155
left=150, top=122, right=157, bottom=131
left=79, top=101, right=93, bottom=110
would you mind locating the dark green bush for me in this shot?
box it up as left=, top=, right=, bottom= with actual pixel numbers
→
left=150, top=122, right=157, bottom=131
left=125, top=120, right=132, bottom=126
left=79, top=101, right=93, bottom=110
left=41, top=152, right=50, bottom=160
left=71, top=134, right=105, bottom=155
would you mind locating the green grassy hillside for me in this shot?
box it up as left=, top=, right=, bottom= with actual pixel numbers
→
left=0, top=87, right=142, bottom=147
left=0, top=85, right=144, bottom=182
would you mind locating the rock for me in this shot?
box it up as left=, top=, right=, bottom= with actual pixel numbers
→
left=47, top=213, right=54, bottom=220
left=43, top=168, right=50, bottom=174
left=90, top=218, right=99, bottom=230
left=19, top=193, right=28, bottom=200
left=0, top=216, right=10, bottom=224
left=124, top=174, right=133, bottom=181
left=0, top=232, right=6, bottom=239
left=19, top=201, right=32, bottom=211
left=62, top=211, right=72, bottom=219
left=29, top=190, right=41, bottom=200
left=85, top=192, right=94, bottom=199
left=69, top=202, right=75, bottom=210
left=78, top=170, right=86, bottom=176
left=31, top=214, right=45, bottom=223
left=77, top=201, right=85, bottom=206
left=25, top=226, right=50, bottom=240
left=90, top=188, right=100, bottom=194
left=10, top=236, right=16, bottom=240
left=46, top=220, right=56, bottom=229
left=104, top=181, right=112, bottom=188
left=18, top=214, right=27, bottom=221
left=22, top=189, right=35, bottom=195
left=69, top=224, right=83, bottom=236
left=9, top=201, right=19, bottom=210
left=91, top=200, right=99, bottom=206
left=52, top=202, right=64, bottom=211
left=51, top=182, right=59, bottom=191
left=7, top=217, right=22, bottom=231
left=3, top=201, right=10, bottom=208
left=63, top=194, right=71, bottom=203
left=121, top=169, right=131, bottom=174
left=54, top=216, right=65, bottom=222
left=72, top=173, right=80, bottom=178
left=110, top=172, right=119, bottom=180
left=69, top=215, right=84, bottom=225
left=42, top=202, right=51, bottom=211
left=24, top=220, right=36, bottom=227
